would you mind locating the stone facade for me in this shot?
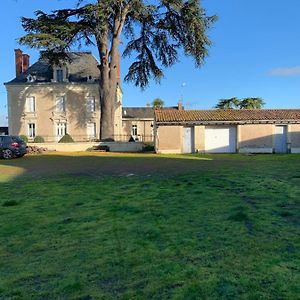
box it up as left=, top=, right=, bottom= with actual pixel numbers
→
left=5, top=50, right=122, bottom=142
left=6, top=83, right=122, bottom=142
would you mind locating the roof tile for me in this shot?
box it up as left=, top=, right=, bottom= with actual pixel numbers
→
left=155, top=109, right=300, bottom=124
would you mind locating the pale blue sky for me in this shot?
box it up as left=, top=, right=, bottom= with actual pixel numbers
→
left=1, top=0, right=300, bottom=125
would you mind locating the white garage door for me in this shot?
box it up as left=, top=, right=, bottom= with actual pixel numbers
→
left=205, top=126, right=237, bottom=153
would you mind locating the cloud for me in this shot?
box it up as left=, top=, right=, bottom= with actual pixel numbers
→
left=269, top=66, right=300, bottom=76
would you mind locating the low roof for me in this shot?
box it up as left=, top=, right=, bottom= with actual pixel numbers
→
left=122, top=107, right=154, bottom=119
left=6, top=52, right=100, bottom=84
left=122, top=106, right=180, bottom=119
left=155, top=109, right=300, bottom=124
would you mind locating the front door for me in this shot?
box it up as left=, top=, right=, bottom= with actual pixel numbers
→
left=182, top=127, right=194, bottom=153
left=56, top=123, right=67, bottom=141
left=274, top=125, right=287, bottom=153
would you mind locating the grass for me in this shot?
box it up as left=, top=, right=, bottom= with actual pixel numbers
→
left=0, top=153, right=299, bottom=299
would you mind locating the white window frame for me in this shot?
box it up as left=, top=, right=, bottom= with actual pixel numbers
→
left=56, top=122, right=67, bottom=140
left=132, top=124, right=138, bottom=138
left=86, top=96, right=96, bottom=112
left=25, top=96, right=36, bottom=113
left=56, top=96, right=66, bottom=113
left=151, top=122, right=154, bottom=137
left=53, top=66, right=67, bottom=82
left=87, top=122, right=96, bottom=139
left=28, top=123, right=36, bottom=138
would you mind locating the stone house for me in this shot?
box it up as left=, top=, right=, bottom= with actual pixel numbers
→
left=122, top=107, right=154, bottom=142
left=4, top=49, right=122, bottom=142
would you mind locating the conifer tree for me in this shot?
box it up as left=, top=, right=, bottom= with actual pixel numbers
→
left=20, top=0, right=216, bottom=140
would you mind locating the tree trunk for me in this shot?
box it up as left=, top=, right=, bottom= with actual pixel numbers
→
left=97, top=5, right=128, bottom=141
left=99, top=47, right=119, bottom=141
left=99, top=80, right=116, bottom=141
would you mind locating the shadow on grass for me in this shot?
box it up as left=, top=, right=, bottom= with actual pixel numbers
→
left=0, top=152, right=216, bottom=182
left=1, top=152, right=299, bottom=183
left=0, top=153, right=299, bottom=298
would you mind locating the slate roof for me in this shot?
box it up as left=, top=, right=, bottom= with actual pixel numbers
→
left=122, top=107, right=154, bottom=119
left=6, top=52, right=100, bottom=84
left=155, top=109, right=300, bottom=124
left=122, top=106, right=181, bottom=119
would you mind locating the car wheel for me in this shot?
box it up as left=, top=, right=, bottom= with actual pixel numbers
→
left=2, top=149, right=13, bottom=160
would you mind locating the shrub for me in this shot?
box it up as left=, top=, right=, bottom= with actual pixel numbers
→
left=33, top=136, right=45, bottom=143
left=143, top=143, right=155, bottom=152
left=128, top=136, right=135, bottom=142
left=19, top=135, right=28, bottom=143
left=58, top=134, right=74, bottom=143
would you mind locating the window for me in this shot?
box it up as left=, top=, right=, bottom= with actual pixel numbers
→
left=151, top=122, right=154, bottom=137
left=27, top=74, right=36, bottom=82
left=56, top=123, right=67, bottom=138
left=56, top=69, right=64, bottom=82
left=28, top=123, right=36, bottom=138
left=87, top=96, right=96, bottom=112
left=25, top=97, right=35, bottom=112
left=87, top=123, right=96, bottom=139
left=87, top=75, right=94, bottom=82
left=56, top=96, right=66, bottom=112
left=132, top=125, right=138, bottom=137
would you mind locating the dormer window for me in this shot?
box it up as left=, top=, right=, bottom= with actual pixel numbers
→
left=53, top=66, right=67, bottom=82
left=56, top=69, right=64, bottom=82
left=87, top=75, right=95, bottom=83
left=26, top=74, right=36, bottom=82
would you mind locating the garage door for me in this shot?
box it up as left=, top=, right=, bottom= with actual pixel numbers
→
left=205, top=126, right=237, bottom=153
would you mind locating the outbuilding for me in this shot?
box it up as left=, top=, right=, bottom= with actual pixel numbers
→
left=154, top=109, right=300, bottom=154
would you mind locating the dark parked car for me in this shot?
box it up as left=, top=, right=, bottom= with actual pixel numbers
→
left=0, top=136, right=27, bottom=159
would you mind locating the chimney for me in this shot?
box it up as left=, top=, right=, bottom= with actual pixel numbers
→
left=178, top=101, right=183, bottom=110
left=15, top=49, right=23, bottom=77
left=22, top=54, right=30, bottom=73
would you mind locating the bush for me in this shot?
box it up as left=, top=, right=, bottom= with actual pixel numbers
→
left=19, top=135, right=28, bottom=143
left=92, top=145, right=110, bottom=152
left=33, top=136, right=45, bottom=143
left=143, top=143, right=155, bottom=152
left=58, top=134, right=74, bottom=143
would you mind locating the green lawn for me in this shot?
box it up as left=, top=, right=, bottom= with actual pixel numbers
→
left=0, top=153, right=299, bottom=299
